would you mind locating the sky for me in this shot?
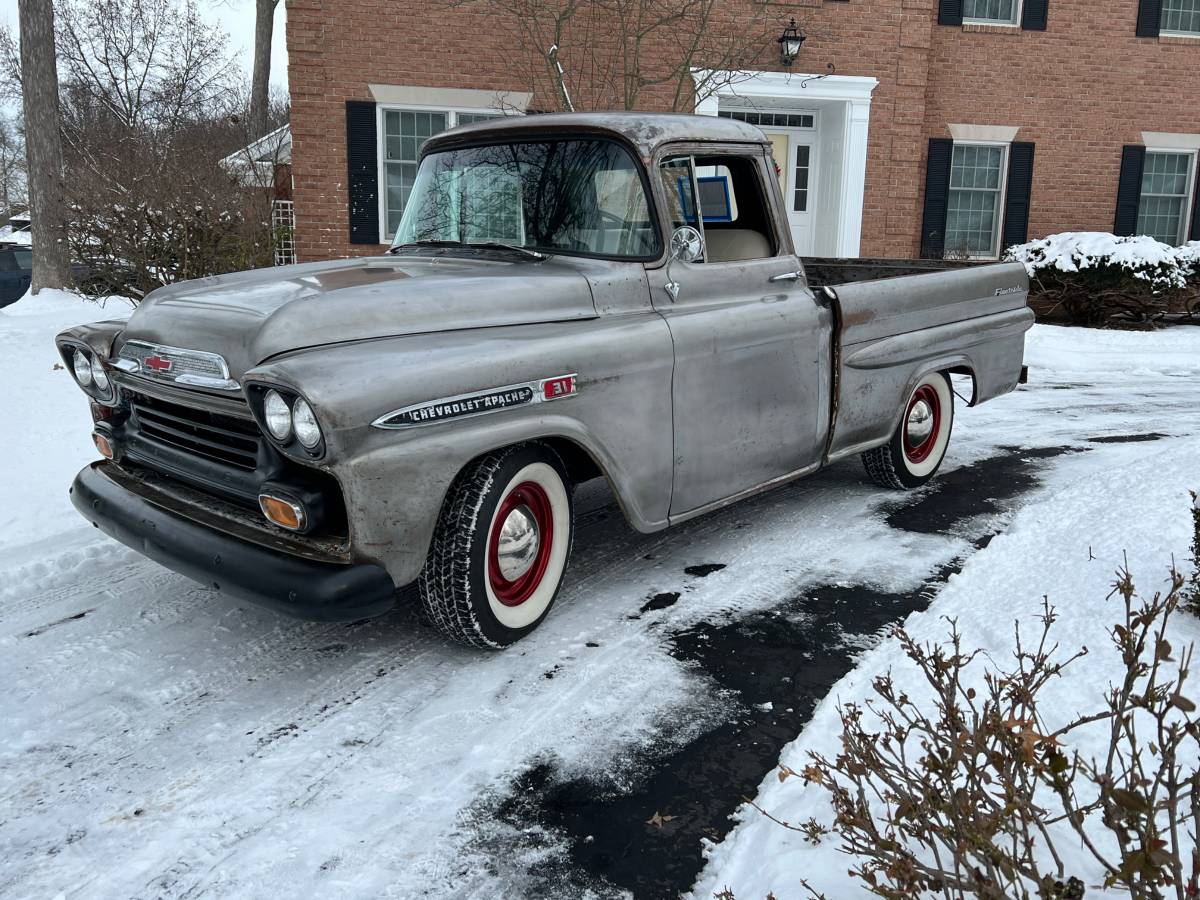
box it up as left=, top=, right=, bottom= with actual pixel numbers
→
left=0, top=0, right=289, bottom=94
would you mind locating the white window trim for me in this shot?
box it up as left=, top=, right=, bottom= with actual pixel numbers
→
left=718, top=107, right=818, bottom=131
left=947, top=139, right=1010, bottom=261
left=376, top=103, right=512, bottom=243
left=1137, top=149, right=1198, bottom=246
left=963, top=0, right=1023, bottom=25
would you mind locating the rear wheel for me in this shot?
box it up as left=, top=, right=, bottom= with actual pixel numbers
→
left=861, top=372, right=954, bottom=490
left=418, top=443, right=573, bottom=649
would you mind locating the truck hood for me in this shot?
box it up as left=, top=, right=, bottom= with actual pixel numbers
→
left=115, top=256, right=597, bottom=378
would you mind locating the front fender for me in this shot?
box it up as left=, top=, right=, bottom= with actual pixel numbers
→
left=243, top=317, right=675, bottom=586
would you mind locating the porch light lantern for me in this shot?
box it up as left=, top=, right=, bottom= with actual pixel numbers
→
left=777, top=18, right=805, bottom=67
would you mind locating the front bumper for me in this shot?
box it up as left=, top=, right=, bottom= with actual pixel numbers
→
left=70, top=461, right=397, bottom=622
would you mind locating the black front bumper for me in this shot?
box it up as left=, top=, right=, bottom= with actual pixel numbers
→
left=70, top=462, right=397, bottom=622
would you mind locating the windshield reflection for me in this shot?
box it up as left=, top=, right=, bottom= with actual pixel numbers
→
left=391, top=140, right=660, bottom=260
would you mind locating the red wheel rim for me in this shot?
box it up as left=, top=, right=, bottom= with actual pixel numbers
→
left=488, top=481, right=554, bottom=607
left=903, top=384, right=942, bottom=464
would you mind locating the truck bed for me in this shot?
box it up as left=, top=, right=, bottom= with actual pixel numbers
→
left=802, top=257, right=982, bottom=290
left=817, top=259, right=1034, bottom=464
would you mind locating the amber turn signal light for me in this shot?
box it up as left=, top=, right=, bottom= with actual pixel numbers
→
left=258, top=494, right=306, bottom=531
left=92, top=431, right=115, bottom=460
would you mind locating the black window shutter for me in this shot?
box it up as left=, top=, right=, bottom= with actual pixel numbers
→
left=1021, top=0, right=1048, bottom=30
left=345, top=100, right=380, bottom=245
left=921, top=138, right=954, bottom=259
left=938, top=0, right=964, bottom=26
left=1113, top=145, right=1146, bottom=236
left=1136, top=0, right=1162, bottom=36
left=1002, top=142, right=1036, bottom=252
left=1189, top=178, right=1200, bottom=241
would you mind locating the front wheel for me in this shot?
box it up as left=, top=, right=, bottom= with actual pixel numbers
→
left=418, top=443, right=574, bottom=649
left=861, top=372, right=954, bottom=490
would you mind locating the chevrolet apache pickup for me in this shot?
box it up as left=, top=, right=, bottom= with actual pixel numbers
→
left=58, top=112, right=1033, bottom=648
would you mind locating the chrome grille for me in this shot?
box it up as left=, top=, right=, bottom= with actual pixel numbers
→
left=130, top=395, right=262, bottom=471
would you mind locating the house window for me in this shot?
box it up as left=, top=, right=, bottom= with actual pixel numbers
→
left=381, top=109, right=502, bottom=237
left=718, top=110, right=815, bottom=129
left=1136, top=151, right=1195, bottom=244
left=1162, top=0, right=1200, bottom=34
left=793, top=145, right=810, bottom=212
left=963, top=0, right=1021, bottom=23
left=945, top=143, right=1007, bottom=258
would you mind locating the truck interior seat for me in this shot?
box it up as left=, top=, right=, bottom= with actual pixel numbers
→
left=705, top=228, right=771, bottom=262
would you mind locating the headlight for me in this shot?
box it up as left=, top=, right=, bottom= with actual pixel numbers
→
left=90, top=357, right=109, bottom=391
left=292, top=398, right=322, bottom=448
left=73, top=349, right=93, bottom=386
left=263, top=389, right=292, bottom=440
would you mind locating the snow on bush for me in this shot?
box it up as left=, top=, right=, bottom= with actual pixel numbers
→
left=1006, top=232, right=1198, bottom=291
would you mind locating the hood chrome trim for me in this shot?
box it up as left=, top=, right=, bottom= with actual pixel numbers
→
left=116, top=340, right=241, bottom=392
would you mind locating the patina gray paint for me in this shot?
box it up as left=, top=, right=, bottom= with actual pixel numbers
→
left=57, top=113, right=1033, bottom=591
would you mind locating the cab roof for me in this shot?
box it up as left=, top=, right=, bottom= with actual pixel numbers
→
left=421, top=112, right=769, bottom=159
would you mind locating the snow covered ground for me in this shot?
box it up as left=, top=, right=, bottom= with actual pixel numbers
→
left=1, top=290, right=1198, bottom=899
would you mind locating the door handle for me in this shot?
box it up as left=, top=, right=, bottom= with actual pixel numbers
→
left=769, top=271, right=801, bottom=283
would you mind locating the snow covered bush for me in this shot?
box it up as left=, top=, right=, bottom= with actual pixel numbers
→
left=1005, top=233, right=1200, bottom=327
left=790, top=565, right=1199, bottom=900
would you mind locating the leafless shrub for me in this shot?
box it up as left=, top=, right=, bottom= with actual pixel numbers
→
left=769, top=561, right=1199, bottom=899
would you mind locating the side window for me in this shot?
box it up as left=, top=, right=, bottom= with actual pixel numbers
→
left=693, top=154, right=778, bottom=263
left=13, top=249, right=31, bottom=270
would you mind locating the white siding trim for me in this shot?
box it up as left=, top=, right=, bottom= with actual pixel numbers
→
left=368, top=84, right=531, bottom=112
left=1142, top=132, right=1200, bottom=151
left=949, top=124, right=1021, bottom=143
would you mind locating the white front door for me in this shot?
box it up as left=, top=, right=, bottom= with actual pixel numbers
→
left=763, top=129, right=818, bottom=255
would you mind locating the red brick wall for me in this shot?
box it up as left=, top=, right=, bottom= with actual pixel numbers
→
left=286, top=0, right=1200, bottom=262
left=925, top=1, right=1200, bottom=249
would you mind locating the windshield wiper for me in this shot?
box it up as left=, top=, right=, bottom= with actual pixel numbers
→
left=388, top=240, right=461, bottom=254
left=388, top=239, right=550, bottom=261
left=464, top=242, right=550, bottom=261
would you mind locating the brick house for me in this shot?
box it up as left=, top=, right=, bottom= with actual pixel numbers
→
left=285, top=0, right=1200, bottom=263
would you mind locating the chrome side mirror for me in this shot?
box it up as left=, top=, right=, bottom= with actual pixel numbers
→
left=664, top=225, right=703, bottom=302
left=670, top=225, right=704, bottom=263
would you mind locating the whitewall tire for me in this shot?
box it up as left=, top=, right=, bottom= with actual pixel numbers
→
left=418, top=444, right=574, bottom=649
left=861, top=372, right=954, bottom=490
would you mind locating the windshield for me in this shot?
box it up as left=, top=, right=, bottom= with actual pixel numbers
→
left=391, top=139, right=660, bottom=259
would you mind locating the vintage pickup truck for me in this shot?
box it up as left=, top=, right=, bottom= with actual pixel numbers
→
left=58, top=113, right=1033, bottom=648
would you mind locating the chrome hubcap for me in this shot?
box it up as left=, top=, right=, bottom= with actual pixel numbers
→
left=496, top=504, right=540, bottom=581
left=907, top=399, right=935, bottom=444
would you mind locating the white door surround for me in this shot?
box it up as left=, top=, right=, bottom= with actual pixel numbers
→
left=758, top=120, right=820, bottom=255
left=692, top=70, right=878, bottom=257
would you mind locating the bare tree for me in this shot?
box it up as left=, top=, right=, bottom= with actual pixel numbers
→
left=17, top=0, right=71, bottom=292
left=54, top=0, right=236, bottom=137
left=248, top=0, right=280, bottom=139
left=457, top=0, right=781, bottom=112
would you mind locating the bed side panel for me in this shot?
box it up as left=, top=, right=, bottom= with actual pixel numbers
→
left=826, top=263, right=1033, bottom=462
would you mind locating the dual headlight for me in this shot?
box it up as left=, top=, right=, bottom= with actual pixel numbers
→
left=262, top=389, right=323, bottom=451
left=67, top=346, right=113, bottom=400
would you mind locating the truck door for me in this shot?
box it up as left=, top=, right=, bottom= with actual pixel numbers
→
left=650, top=147, right=829, bottom=519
